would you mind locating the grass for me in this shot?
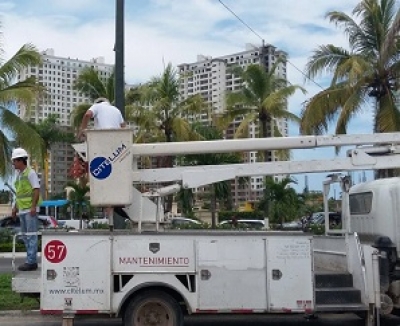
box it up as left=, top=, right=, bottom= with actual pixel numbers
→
left=0, top=274, right=39, bottom=310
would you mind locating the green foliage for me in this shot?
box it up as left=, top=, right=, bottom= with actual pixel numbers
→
left=70, top=67, right=114, bottom=131
left=90, top=222, right=110, bottom=229
left=176, top=188, right=194, bottom=217
left=0, top=41, right=45, bottom=178
left=0, top=190, right=11, bottom=204
left=73, top=67, right=115, bottom=103
left=301, top=0, right=400, bottom=139
left=179, top=123, right=241, bottom=228
left=0, top=274, right=39, bottom=310
left=169, top=222, right=209, bottom=230
left=305, top=224, right=325, bottom=235
left=0, top=242, right=26, bottom=252
left=0, top=229, right=13, bottom=244
left=27, top=114, right=75, bottom=148
left=218, top=211, right=264, bottom=221
left=258, top=177, right=304, bottom=224
left=223, top=63, right=304, bottom=162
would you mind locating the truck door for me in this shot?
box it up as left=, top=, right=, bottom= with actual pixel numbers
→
left=266, top=236, right=314, bottom=312
left=197, top=237, right=267, bottom=311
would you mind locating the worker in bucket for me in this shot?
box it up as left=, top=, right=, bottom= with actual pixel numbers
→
left=77, top=97, right=126, bottom=223
left=11, top=148, right=42, bottom=271
left=77, top=97, right=126, bottom=140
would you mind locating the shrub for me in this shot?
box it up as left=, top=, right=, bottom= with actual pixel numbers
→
left=0, top=229, right=13, bottom=244
left=218, top=211, right=264, bottom=221
left=0, top=243, right=26, bottom=252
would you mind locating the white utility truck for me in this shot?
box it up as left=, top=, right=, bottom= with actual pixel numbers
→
left=349, top=177, right=400, bottom=313
left=12, top=129, right=400, bottom=326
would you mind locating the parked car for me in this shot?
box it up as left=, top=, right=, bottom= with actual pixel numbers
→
left=169, top=217, right=202, bottom=228
left=280, top=220, right=303, bottom=231
left=308, top=212, right=341, bottom=226
left=0, top=214, right=58, bottom=236
left=219, top=219, right=265, bottom=229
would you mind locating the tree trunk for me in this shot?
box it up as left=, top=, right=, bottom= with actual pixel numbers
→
left=375, top=97, right=397, bottom=179
left=210, top=185, right=217, bottom=228
left=260, top=111, right=272, bottom=163
left=164, top=127, right=174, bottom=213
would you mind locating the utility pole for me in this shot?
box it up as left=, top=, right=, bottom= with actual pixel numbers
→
left=115, top=0, right=125, bottom=117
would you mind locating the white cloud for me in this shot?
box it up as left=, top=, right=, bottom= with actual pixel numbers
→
left=0, top=0, right=387, bottom=191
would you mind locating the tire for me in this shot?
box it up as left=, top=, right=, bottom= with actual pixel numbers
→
left=124, top=290, right=183, bottom=326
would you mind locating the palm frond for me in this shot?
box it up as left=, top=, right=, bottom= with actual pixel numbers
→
left=234, top=112, right=257, bottom=138
left=1, top=108, right=45, bottom=166
left=335, top=83, right=369, bottom=134
left=0, top=44, right=41, bottom=82
left=0, top=77, right=43, bottom=106
left=305, top=45, right=351, bottom=80
left=70, top=103, right=91, bottom=131
left=326, top=11, right=366, bottom=53
left=382, top=0, right=400, bottom=62
left=0, top=125, right=12, bottom=178
left=300, top=84, right=350, bottom=135
left=375, top=90, right=400, bottom=132
left=263, top=85, right=306, bottom=113
left=73, top=67, right=111, bottom=101
left=331, top=55, right=372, bottom=85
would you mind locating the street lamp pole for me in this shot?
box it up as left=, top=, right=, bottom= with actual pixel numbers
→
left=115, top=0, right=125, bottom=118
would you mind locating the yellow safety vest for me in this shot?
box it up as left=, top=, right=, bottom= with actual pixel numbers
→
left=15, top=167, right=42, bottom=210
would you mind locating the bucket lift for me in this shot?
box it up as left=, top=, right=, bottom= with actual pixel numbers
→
left=73, top=129, right=400, bottom=232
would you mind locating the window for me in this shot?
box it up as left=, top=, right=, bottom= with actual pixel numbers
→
left=349, top=192, right=373, bottom=214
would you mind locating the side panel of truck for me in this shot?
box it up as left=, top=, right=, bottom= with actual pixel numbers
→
left=38, top=232, right=314, bottom=314
left=266, top=237, right=313, bottom=312
left=196, top=238, right=267, bottom=311
left=40, top=234, right=111, bottom=313
left=113, top=237, right=196, bottom=273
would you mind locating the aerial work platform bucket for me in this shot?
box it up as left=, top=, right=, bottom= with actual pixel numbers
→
left=87, top=129, right=133, bottom=206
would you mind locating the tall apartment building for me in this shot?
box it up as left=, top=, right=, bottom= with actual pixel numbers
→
left=178, top=44, right=288, bottom=207
left=17, top=48, right=114, bottom=197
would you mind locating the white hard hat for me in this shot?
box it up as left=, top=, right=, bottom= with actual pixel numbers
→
left=94, top=97, right=109, bottom=104
left=11, top=148, right=28, bottom=160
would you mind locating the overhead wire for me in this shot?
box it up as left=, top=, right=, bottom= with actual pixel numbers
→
left=217, top=0, right=325, bottom=90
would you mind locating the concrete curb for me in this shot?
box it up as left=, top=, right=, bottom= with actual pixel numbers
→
left=0, top=310, right=40, bottom=316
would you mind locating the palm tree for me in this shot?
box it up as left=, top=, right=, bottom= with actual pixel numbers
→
left=70, top=67, right=115, bottom=132
left=301, top=0, right=400, bottom=177
left=28, top=114, right=75, bottom=198
left=181, top=124, right=241, bottom=228
left=74, top=67, right=115, bottom=103
left=224, top=63, right=305, bottom=162
left=66, top=177, right=90, bottom=229
left=0, top=43, right=44, bottom=177
left=258, top=176, right=303, bottom=225
left=127, top=63, right=205, bottom=211
left=176, top=188, right=195, bottom=218
left=127, top=63, right=205, bottom=144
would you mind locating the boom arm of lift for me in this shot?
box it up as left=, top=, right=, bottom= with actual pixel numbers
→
left=72, top=129, right=400, bottom=205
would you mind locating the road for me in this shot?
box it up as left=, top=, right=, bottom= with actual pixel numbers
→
left=0, top=257, right=26, bottom=273
left=0, top=313, right=400, bottom=326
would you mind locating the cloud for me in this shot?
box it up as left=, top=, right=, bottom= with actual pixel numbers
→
left=1, top=0, right=386, bottom=191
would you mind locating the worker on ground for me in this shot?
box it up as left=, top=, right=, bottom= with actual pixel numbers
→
left=77, top=97, right=126, bottom=222
left=11, top=148, right=42, bottom=271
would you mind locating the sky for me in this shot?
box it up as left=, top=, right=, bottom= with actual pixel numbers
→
left=0, top=0, right=383, bottom=195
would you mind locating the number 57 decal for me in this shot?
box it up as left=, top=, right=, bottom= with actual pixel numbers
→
left=44, top=240, right=67, bottom=263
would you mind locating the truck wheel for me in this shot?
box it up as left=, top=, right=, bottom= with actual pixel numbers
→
left=124, top=290, right=183, bottom=326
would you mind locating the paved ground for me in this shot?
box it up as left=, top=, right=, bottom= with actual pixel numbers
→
left=0, top=254, right=41, bottom=273
left=0, top=312, right=399, bottom=326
